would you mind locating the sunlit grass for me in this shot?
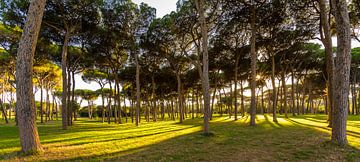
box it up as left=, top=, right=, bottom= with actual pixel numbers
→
left=0, top=114, right=359, bottom=161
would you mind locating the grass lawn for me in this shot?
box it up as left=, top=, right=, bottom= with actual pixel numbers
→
left=0, top=114, right=359, bottom=161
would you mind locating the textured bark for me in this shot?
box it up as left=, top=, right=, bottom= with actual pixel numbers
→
left=71, top=70, right=76, bottom=121
left=135, top=55, right=141, bottom=126
left=240, top=80, right=245, bottom=117
left=281, top=72, right=288, bottom=118
left=196, top=0, right=210, bottom=133
left=40, top=84, right=43, bottom=123
left=61, top=31, right=70, bottom=130
left=331, top=0, right=351, bottom=145
left=271, top=54, right=278, bottom=122
left=151, top=76, right=157, bottom=122
left=234, top=56, right=239, bottom=120
left=176, top=73, right=184, bottom=123
left=0, top=99, right=8, bottom=124
left=319, top=0, right=335, bottom=127
left=250, top=6, right=257, bottom=126
left=15, top=0, right=46, bottom=153
left=291, top=69, right=296, bottom=116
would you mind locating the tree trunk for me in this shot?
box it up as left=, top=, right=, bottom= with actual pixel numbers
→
left=15, top=0, right=46, bottom=153
left=151, top=76, right=157, bottom=122
left=71, top=70, right=76, bottom=122
left=331, top=0, right=351, bottom=145
left=234, top=56, right=239, bottom=120
left=270, top=54, right=278, bottom=122
left=40, top=84, right=44, bottom=123
left=176, top=73, right=184, bottom=123
left=108, top=81, right=113, bottom=124
left=196, top=0, right=211, bottom=133
left=0, top=99, right=8, bottom=124
left=291, top=69, right=296, bottom=116
left=61, top=30, right=70, bottom=130
left=240, top=80, right=245, bottom=117
left=67, top=68, right=72, bottom=126
left=282, top=72, right=288, bottom=118
left=319, top=0, right=335, bottom=127
left=135, top=55, right=141, bottom=127
left=99, top=86, right=104, bottom=122
left=250, top=6, right=257, bottom=126
left=45, top=86, right=50, bottom=122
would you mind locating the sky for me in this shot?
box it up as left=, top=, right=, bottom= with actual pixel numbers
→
left=132, top=0, right=178, bottom=18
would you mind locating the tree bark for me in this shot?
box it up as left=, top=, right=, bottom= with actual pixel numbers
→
left=331, top=0, right=351, bottom=145
left=319, top=0, right=335, bottom=127
left=61, top=31, right=70, bottom=130
left=250, top=6, right=257, bottom=126
left=135, top=55, right=141, bottom=126
left=176, top=73, right=184, bottom=123
left=270, top=54, right=278, bottom=122
left=0, top=99, right=8, bottom=124
left=15, top=0, right=46, bottom=153
left=196, top=0, right=211, bottom=133
left=40, top=83, right=44, bottom=123
left=282, top=72, right=288, bottom=118
left=234, top=56, right=239, bottom=120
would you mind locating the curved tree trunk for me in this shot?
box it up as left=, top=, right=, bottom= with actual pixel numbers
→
left=15, top=0, right=46, bottom=153
left=319, top=0, right=335, bottom=127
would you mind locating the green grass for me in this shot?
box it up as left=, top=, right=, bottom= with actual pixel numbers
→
left=0, top=114, right=359, bottom=161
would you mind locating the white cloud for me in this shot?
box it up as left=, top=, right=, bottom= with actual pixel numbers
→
left=132, top=0, right=178, bottom=18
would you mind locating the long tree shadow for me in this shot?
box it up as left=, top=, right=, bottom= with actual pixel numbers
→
left=285, top=118, right=360, bottom=139
left=59, top=116, right=360, bottom=161
left=1, top=115, right=359, bottom=161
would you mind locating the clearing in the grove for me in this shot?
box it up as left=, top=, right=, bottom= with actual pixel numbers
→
left=1, top=115, right=359, bottom=161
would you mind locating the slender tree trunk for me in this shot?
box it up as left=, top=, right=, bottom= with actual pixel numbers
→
left=261, top=86, right=264, bottom=114
left=15, top=0, right=46, bottom=153
left=71, top=71, right=76, bottom=122
left=250, top=6, right=257, bottom=126
left=101, top=87, right=105, bottom=123
left=0, top=99, right=8, bottom=124
left=40, top=84, right=44, bottom=123
left=192, top=92, right=195, bottom=119
left=241, top=80, right=245, bottom=117
left=135, top=55, right=141, bottom=127
left=108, top=81, right=113, bottom=124
left=67, top=68, right=72, bottom=126
left=61, top=30, right=70, bottom=130
left=282, top=72, right=288, bottom=118
left=45, top=86, right=50, bottom=122
left=319, top=0, right=335, bottom=127
left=331, top=0, right=351, bottom=145
left=196, top=0, right=211, bottom=133
left=270, top=53, right=278, bottom=122
left=176, top=73, right=184, bottom=123
left=291, top=69, right=296, bottom=116
left=151, top=76, right=157, bottom=122
left=234, top=56, right=239, bottom=120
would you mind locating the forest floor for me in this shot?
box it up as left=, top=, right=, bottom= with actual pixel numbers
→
left=0, top=114, right=359, bottom=162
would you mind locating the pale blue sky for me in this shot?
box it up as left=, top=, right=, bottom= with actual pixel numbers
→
left=132, top=0, right=178, bottom=18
